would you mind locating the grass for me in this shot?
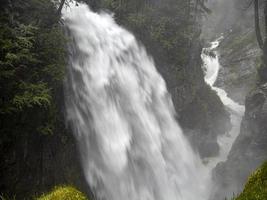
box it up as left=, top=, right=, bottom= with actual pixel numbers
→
left=36, top=186, right=89, bottom=200
left=234, top=162, right=267, bottom=200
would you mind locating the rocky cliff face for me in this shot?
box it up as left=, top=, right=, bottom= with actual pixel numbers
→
left=211, top=82, right=267, bottom=200
left=201, top=1, right=267, bottom=199
left=173, top=41, right=230, bottom=158
left=215, top=29, right=260, bottom=104
left=203, top=0, right=260, bottom=105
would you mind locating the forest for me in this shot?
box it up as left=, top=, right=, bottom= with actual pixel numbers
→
left=0, top=0, right=266, bottom=200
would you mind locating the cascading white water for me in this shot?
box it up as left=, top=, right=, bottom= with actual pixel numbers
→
left=201, top=37, right=245, bottom=167
left=63, top=3, right=210, bottom=200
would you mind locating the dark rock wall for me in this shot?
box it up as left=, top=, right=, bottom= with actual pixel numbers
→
left=215, top=26, right=259, bottom=104
left=174, top=41, right=230, bottom=158
left=203, top=0, right=260, bottom=105
left=207, top=1, right=267, bottom=199
left=211, top=83, right=267, bottom=200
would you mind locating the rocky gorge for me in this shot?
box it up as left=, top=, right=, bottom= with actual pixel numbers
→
left=0, top=0, right=266, bottom=200
left=203, top=0, right=267, bottom=199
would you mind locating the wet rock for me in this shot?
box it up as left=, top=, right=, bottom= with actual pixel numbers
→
left=215, top=29, right=260, bottom=104
left=211, top=83, right=267, bottom=200
left=162, top=41, right=230, bottom=158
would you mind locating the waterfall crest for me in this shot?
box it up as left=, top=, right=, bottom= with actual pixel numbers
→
left=64, top=4, right=209, bottom=200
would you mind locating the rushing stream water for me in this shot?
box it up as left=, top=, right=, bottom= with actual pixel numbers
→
left=63, top=3, right=244, bottom=200
left=201, top=37, right=245, bottom=168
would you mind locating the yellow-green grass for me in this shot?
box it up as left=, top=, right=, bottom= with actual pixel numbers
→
left=234, top=162, right=267, bottom=200
left=37, top=186, right=88, bottom=200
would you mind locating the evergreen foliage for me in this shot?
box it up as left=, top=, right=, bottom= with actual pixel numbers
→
left=0, top=0, right=68, bottom=197
left=0, top=0, right=66, bottom=135
left=98, top=0, right=201, bottom=69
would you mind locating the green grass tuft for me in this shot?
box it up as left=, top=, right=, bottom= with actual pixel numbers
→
left=37, top=186, right=89, bottom=200
left=234, top=162, right=267, bottom=200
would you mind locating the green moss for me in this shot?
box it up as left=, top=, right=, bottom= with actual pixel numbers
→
left=1, top=186, right=89, bottom=200
left=37, top=186, right=89, bottom=200
left=234, top=162, right=267, bottom=200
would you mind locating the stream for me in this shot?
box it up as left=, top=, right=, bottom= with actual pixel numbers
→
left=201, top=37, right=245, bottom=169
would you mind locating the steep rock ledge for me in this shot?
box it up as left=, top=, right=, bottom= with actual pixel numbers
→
left=215, top=28, right=260, bottom=104
left=211, top=83, right=267, bottom=200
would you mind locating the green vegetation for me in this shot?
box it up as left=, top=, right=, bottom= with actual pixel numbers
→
left=37, top=186, right=88, bottom=200
left=0, top=0, right=66, bottom=133
left=0, top=0, right=69, bottom=197
left=99, top=0, right=202, bottom=70
left=0, top=186, right=88, bottom=200
left=234, top=162, right=267, bottom=200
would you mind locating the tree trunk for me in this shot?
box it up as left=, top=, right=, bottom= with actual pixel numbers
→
left=263, top=0, right=267, bottom=66
left=254, top=0, right=264, bottom=49
left=264, top=0, right=267, bottom=39
left=57, top=0, right=66, bottom=16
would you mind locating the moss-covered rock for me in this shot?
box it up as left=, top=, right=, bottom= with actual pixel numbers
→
left=234, top=162, right=267, bottom=200
left=37, top=186, right=89, bottom=200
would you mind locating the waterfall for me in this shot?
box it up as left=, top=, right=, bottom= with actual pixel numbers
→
left=201, top=37, right=245, bottom=167
left=63, top=3, right=210, bottom=200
